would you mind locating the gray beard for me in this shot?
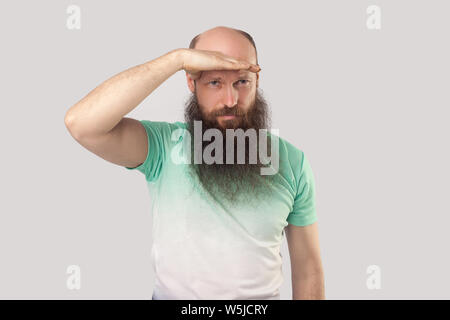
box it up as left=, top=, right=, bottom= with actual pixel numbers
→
left=183, top=88, right=278, bottom=206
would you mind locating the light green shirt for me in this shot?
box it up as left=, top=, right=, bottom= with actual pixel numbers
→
left=125, top=120, right=317, bottom=299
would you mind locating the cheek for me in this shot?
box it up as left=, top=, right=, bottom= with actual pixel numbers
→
left=240, top=90, right=255, bottom=109
left=197, top=101, right=217, bottom=119
left=197, top=90, right=216, bottom=107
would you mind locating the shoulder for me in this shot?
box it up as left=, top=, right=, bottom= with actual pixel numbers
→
left=268, top=131, right=305, bottom=171
left=266, top=131, right=313, bottom=196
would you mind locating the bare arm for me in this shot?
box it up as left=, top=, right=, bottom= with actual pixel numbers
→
left=65, top=48, right=184, bottom=139
left=285, top=222, right=325, bottom=300
left=64, top=49, right=184, bottom=168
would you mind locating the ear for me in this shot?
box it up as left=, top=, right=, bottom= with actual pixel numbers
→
left=256, top=71, right=259, bottom=88
left=186, top=72, right=196, bottom=93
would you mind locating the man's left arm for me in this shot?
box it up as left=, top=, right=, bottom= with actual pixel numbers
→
left=285, top=221, right=325, bottom=300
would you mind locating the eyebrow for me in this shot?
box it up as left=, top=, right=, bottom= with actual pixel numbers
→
left=206, top=73, right=252, bottom=80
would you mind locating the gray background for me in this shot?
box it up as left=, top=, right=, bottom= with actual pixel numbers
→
left=0, top=0, right=448, bottom=299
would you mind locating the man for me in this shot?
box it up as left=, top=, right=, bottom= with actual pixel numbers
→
left=64, top=26, right=325, bottom=300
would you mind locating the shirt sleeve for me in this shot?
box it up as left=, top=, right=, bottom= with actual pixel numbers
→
left=124, top=120, right=170, bottom=182
left=286, top=151, right=318, bottom=226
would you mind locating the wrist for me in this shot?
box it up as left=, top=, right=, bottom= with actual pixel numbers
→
left=170, top=48, right=186, bottom=72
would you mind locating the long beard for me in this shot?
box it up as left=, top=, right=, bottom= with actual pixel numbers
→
left=183, top=88, right=276, bottom=206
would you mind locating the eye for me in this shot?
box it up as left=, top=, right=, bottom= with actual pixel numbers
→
left=237, top=80, right=250, bottom=85
left=207, top=79, right=250, bottom=87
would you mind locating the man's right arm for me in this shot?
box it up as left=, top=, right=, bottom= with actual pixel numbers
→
left=64, top=48, right=185, bottom=168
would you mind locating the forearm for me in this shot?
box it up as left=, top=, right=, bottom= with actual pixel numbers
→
left=292, top=271, right=325, bottom=300
left=64, top=48, right=184, bottom=139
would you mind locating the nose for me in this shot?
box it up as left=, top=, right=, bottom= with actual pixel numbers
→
left=222, top=84, right=238, bottom=108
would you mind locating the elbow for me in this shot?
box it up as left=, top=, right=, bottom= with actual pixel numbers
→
left=64, top=110, right=83, bottom=141
left=64, top=110, right=74, bottom=129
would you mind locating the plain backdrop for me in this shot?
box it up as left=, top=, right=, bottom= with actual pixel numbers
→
left=0, top=0, right=449, bottom=299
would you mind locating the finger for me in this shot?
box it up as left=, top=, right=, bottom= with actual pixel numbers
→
left=221, top=56, right=247, bottom=67
left=227, top=60, right=251, bottom=70
left=232, top=60, right=260, bottom=72
left=249, top=64, right=261, bottom=73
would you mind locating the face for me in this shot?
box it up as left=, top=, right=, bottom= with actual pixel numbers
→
left=183, top=84, right=277, bottom=206
left=193, top=69, right=259, bottom=130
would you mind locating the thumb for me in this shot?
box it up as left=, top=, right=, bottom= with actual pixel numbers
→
left=188, top=70, right=202, bottom=81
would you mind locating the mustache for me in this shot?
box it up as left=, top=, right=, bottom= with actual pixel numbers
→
left=213, top=107, right=245, bottom=117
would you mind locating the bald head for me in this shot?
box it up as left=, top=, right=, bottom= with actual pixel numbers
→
left=189, top=26, right=258, bottom=66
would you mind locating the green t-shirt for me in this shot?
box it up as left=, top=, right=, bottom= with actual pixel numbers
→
left=125, top=120, right=317, bottom=300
